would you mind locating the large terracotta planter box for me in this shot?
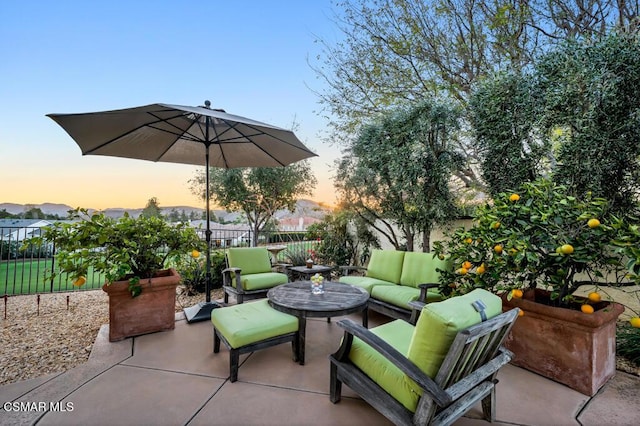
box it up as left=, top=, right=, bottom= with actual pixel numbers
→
left=502, top=289, right=624, bottom=396
left=102, top=268, right=180, bottom=342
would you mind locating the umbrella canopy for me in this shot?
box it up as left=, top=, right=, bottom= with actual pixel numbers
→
left=47, top=101, right=316, bottom=322
left=47, top=102, right=316, bottom=168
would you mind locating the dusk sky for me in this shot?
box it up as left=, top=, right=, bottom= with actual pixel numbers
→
left=0, top=0, right=342, bottom=210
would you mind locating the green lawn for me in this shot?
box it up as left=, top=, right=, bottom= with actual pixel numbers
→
left=0, top=259, right=105, bottom=295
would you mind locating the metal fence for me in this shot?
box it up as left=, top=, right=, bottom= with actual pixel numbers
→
left=1, top=226, right=317, bottom=296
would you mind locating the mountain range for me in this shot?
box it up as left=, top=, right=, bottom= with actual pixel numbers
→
left=0, top=200, right=331, bottom=221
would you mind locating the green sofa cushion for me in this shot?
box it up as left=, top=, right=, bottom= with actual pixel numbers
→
left=366, top=250, right=405, bottom=284
left=370, top=285, right=442, bottom=308
left=407, top=289, right=502, bottom=380
left=227, top=247, right=272, bottom=275
left=338, top=276, right=396, bottom=294
left=211, top=299, right=298, bottom=349
left=348, top=319, right=419, bottom=412
left=241, top=272, right=288, bottom=291
left=399, top=252, right=451, bottom=289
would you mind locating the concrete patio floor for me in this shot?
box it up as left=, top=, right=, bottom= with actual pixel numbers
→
left=1, top=308, right=639, bottom=426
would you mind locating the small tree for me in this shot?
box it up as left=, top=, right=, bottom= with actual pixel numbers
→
left=189, top=163, right=316, bottom=247
left=141, top=197, right=162, bottom=218
left=336, top=100, right=463, bottom=251
left=433, top=178, right=631, bottom=307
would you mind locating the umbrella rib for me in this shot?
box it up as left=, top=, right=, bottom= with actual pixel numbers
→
left=215, top=119, right=314, bottom=166
left=83, top=109, right=195, bottom=155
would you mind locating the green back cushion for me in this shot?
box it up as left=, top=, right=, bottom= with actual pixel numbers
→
left=227, top=248, right=272, bottom=275
left=211, top=299, right=298, bottom=348
left=399, top=252, right=451, bottom=288
left=407, top=289, right=502, bottom=379
left=348, top=320, right=419, bottom=412
left=366, top=250, right=405, bottom=284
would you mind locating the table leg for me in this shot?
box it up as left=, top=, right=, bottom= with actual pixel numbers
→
left=362, top=308, right=368, bottom=328
left=298, top=317, right=307, bottom=365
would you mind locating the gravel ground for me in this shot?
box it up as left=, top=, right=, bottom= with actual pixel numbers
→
left=0, top=287, right=222, bottom=386
left=1, top=287, right=638, bottom=386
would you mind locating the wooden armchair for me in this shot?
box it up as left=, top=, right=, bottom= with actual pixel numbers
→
left=222, top=247, right=288, bottom=304
left=329, top=289, right=519, bottom=426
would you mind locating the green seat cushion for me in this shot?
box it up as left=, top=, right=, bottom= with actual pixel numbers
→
left=399, top=252, right=451, bottom=289
left=227, top=248, right=272, bottom=275
left=241, top=272, right=288, bottom=291
left=339, top=276, right=395, bottom=294
left=370, top=285, right=442, bottom=309
left=366, top=250, right=405, bottom=284
left=348, top=319, right=419, bottom=412
left=211, top=299, right=298, bottom=348
left=407, top=289, right=502, bottom=380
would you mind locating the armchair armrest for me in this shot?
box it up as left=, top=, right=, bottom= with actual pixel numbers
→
left=407, top=301, right=425, bottom=325
left=222, top=267, right=243, bottom=291
left=333, top=319, right=451, bottom=407
left=417, top=282, right=440, bottom=302
left=339, top=265, right=367, bottom=276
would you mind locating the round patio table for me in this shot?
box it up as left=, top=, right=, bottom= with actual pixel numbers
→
left=267, top=281, right=369, bottom=364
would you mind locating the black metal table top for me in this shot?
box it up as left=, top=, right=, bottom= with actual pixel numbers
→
left=267, top=281, right=369, bottom=318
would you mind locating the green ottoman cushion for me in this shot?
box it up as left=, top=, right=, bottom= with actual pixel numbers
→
left=399, top=252, right=450, bottom=289
left=241, top=272, right=288, bottom=290
left=370, top=285, right=442, bottom=309
left=227, top=247, right=272, bottom=275
left=366, top=249, right=405, bottom=284
left=211, top=299, right=298, bottom=348
left=338, top=276, right=395, bottom=294
left=407, top=289, right=502, bottom=379
left=348, top=319, right=419, bottom=412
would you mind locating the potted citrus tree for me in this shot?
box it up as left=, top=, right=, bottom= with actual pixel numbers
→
left=37, top=208, right=204, bottom=341
left=434, top=178, right=632, bottom=395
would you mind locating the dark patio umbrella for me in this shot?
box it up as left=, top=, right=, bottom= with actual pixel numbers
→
left=47, top=101, right=316, bottom=322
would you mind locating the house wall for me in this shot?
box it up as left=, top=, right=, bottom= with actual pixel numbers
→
left=366, top=218, right=475, bottom=252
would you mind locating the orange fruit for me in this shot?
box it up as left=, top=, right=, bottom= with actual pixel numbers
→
left=191, top=249, right=200, bottom=258
left=560, top=244, right=574, bottom=255
left=587, top=218, right=601, bottom=228
left=457, top=267, right=468, bottom=275
left=518, top=309, right=525, bottom=317
left=630, top=317, right=640, bottom=328
left=464, top=237, right=473, bottom=244
left=509, top=193, right=520, bottom=202
left=587, top=292, right=601, bottom=302
left=73, top=276, right=86, bottom=287
left=492, top=221, right=501, bottom=230
left=494, top=244, right=503, bottom=254
left=462, top=261, right=473, bottom=270
left=476, top=263, right=486, bottom=274
left=581, top=304, right=594, bottom=314
left=511, top=289, right=523, bottom=298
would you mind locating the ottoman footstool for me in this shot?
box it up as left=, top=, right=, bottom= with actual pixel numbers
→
left=211, top=299, right=301, bottom=382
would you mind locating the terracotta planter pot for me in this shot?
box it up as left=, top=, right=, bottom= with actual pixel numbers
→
left=502, top=289, right=625, bottom=396
left=102, top=268, right=180, bottom=342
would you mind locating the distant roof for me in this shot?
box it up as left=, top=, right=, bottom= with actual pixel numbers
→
left=0, top=219, right=52, bottom=228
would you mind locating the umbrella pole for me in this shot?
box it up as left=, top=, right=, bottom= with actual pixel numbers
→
left=205, top=143, right=212, bottom=303
left=185, top=116, right=220, bottom=323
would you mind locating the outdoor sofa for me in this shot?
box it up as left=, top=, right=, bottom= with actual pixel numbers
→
left=339, top=249, right=449, bottom=325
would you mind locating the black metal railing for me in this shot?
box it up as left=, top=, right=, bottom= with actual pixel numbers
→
left=1, top=226, right=319, bottom=296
